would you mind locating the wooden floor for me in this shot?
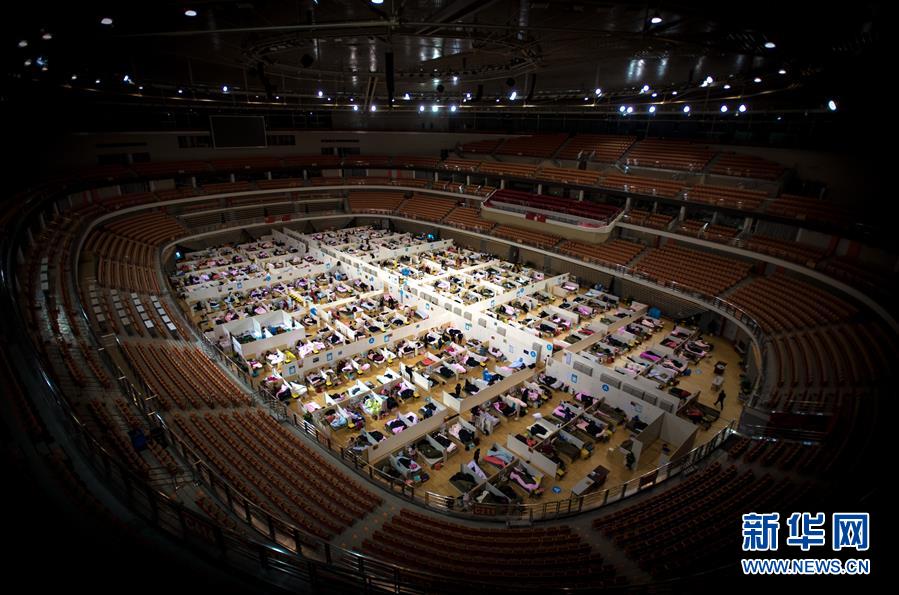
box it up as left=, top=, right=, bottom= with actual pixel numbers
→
left=275, top=305, right=745, bottom=502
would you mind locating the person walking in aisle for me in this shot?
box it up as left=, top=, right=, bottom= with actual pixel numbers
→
left=714, top=390, right=726, bottom=410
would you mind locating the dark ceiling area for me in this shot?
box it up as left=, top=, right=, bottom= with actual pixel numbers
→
left=2, top=1, right=883, bottom=114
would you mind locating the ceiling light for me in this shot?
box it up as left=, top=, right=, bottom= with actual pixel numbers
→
left=275, top=95, right=280, bottom=99
left=738, top=104, right=747, bottom=112
left=764, top=41, right=776, bottom=49
left=650, top=13, right=663, bottom=24
left=671, top=91, right=678, bottom=95
left=648, top=105, right=656, bottom=114
left=452, top=76, right=458, bottom=83
left=41, top=66, right=47, bottom=71
left=509, top=90, right=517, bottom=100
left=777, top=116, right=782, bottom=120
left=138, top=86, right=143, bottom=90
left=177, top=88, right=183, bottom=94
left=419, top=105, right=425, bottom=112
left=683, top=105, right=691, bottom=113
left=123, top=74, right=131, bottom=83
left=370, top=104, right=377, bottom=112
left=778, top=69, right=787, bottom=75
left=371, top=0, right=384, bottom=4
left=431, top=104, right=438, bottom=112
left=641, top=84, right=650, bottom=93
left=18, top=40, right=28, bottom=48
left=651, top=92, right=658, bottom=98
left=584, top=97, right=589, bottom=101
left=70, top=74, right=77, bottom=80
left=723, top=84, right=731, bottom=90
left=595, top=87, right=602, bottom=96
left=185, top=9, right=198, bottom=17
left=222, top=85, right=229, bottom=92
left=403, top=92, right=411, bottom=100
left=100, top=17, right=113, bottom=26
left=24, top=59, right=32, bottom=66
left=720, top=105, right=728, bottom=112
left=317, top=90, right=323, bottom=97
left=827, top=99, right=837, bottom=112
left=705, top=76, right=713, bottom=85
left=465, top=92, right=472, bottom=99
left=353, top=105, right=359, bottom=111
left=619, top=105, right=626, bottom=113
left=349, top=97, right=354, bottom=102
left=450, top=104, right=457, bottom=112
left=754, top=77, right=762, bottom=83
left=95, top=79, right=101, bottom=84
left=42, top=33, right=53, bottom=40
left=626, top=106, right=633, bottom=114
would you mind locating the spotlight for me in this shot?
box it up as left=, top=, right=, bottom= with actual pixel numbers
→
left=371, top=0, right=384, bottom=4
left=24, top=59, right=32, bottom=66
left=649, top=105, right=656, bottom=114
left=122, top=74, right=131, bottom=83
left=584, top=97, right=589, bottom=101
left=723, top=84, right=731, bottom=90
left=753, top=77, right=762, bottom=83
left=764, top=41, right=776, bottom=49
left=353, top=105, right=359, bottom=112
left=683, top=105, right=691, bottom=113
left=705, top=76, right=713, bottom=85
left=431, top=104, right=438, bottom=112
left=18, top=40, right=28, bottom=48
left=595, top=87, right=602, bottom=96
left=640, top=84, right=650, bottom=93
left=509, top=90, right=517, bottom=100
left=671, top=91, right=678, bottom=95
left=138, top=86, right=143, bottom=90
left=619, top=105, right=626, bottom=113
left=778, top=69, right=787, bottom=75
left=626, top=106, right=633, bottom=114
left=720, top=105, right=728, bottom=112
left=222, top=85, right=229, bottom=92
left=450, top=104, right=457, bottom=112
left=100, top=17, right=113, bottom=26
left=465, top=92, right=472, bottom=99
left=827, top=99, right=837, bottom=111
left=70, top=74, right=77, bottom=80
left=95, top=78, right=101, bottom=84
left=185, top=9, right=198, bottom=17
left=650, top=13, right=663, bottom=24
left=738, top=104, right=747, bottom=112
left=452, top=76, right=458, bottom=83
left=419, top=105, right=425, bottom=112
left=403, top=92, right=411, bottom=100
left=651, top=92, right=658, bottom=98
left=177, top=88, right=183, bottom=94
left=317, top=90, right=323, bottom=97
left=42, top=32, right=53, bottom=40
left=370, top=104, right=377, bottom=112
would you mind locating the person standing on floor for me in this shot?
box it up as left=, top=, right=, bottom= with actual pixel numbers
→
left=714, top=390, right=726, bottom=409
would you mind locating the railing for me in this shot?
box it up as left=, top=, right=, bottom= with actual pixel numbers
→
left=191, top=320, right=737, bottom=523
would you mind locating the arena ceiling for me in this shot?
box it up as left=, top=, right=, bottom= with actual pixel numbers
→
left=3, top=1, right=882, bottom=114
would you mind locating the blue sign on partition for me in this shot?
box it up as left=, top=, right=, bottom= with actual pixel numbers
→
left=546, top=344, right=553, bottom=352
left=287, top=365, right=296, bottom=376
left=602, top=384, right=610, bottom=392
left=465, top=322, right=472, bottom=331
left=369, top=338, right=375, bottom=344
left=552, top=486, right=562, bottom=494
left=326, top=353, right=333, bottom=362
left=530, top=351, right=536, bottom=358
left=571, top=373, right=578, bottom=384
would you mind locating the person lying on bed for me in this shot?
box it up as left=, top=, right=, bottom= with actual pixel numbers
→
left=463, top=379, right=480, bottom=395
